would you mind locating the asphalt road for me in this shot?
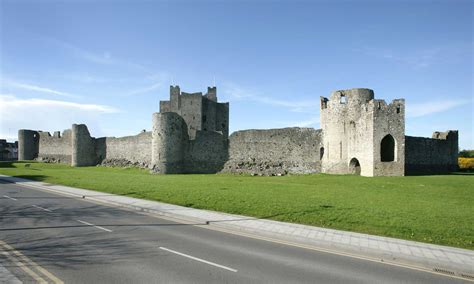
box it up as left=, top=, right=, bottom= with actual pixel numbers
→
left=0, top=180, right=469, bottom=283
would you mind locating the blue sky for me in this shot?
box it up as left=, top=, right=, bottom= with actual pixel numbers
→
left=1, top=0, right=472, bottom=149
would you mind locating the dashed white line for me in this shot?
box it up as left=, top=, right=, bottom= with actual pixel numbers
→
left=32, top=205, right=53, bottom=212
left=159, top=247, right=238, bottom=272
left=3, top=195, right=17, bottom=201
left=76, top=220, right=113, bottom=232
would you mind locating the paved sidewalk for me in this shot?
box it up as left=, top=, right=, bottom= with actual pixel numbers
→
left=1, top=174, right=473, bottom=280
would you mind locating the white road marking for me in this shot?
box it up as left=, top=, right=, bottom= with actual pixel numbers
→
left=32, top=205, right=53, bottom=212
left=76, top=220, right=113, bottom=232
left=3, top=195, right=17, bottom=201
left=159, top=247, right=238, bottom=273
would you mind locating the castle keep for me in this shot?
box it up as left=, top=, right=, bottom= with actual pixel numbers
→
left=18, top=86, right=459, bottom=176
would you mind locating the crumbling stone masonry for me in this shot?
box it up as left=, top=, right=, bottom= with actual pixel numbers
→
left=320, top=88, right=405, bottom=176
left=17, top=86, right=459, bottom=176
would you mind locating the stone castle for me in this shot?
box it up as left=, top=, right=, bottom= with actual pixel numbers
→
left=18, top=86, right=459, bottom=176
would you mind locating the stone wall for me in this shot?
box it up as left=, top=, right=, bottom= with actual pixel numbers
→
left=321, top=89, right=376, bottom=176
left=320, top=88, right=405, bottom=176
left=95, top=131, right=152, bottom=167
left=405, top=131, right=458, bottom=174
left=37, top=130, right=72, bottom=164
left=185, top=130, right=228, bottom=173
left=372, top=99, right=405, bottom=176
left=71, top=124, right=96, bottom=166
left=223, top=127, right=322, bottom=175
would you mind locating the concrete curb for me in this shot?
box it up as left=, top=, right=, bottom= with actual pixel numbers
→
left=1, top=174, right=473, bottom=281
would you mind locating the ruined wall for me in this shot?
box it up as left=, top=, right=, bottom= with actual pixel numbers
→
left=405, top=131, right=458, bottom=174
left=95, top=131, right=152, bottom=167
left=71, top=124, right=96, bottom=167
left=37, top=130, right=72, bottom=164
left=215, top=102, right=229, bottom=138
left=320, top=88, right=405, bottom=176
left=185, top=131, right=228, bottom=173
left=18, top=130, right=39, bottom=160
left=179, top=93, right=203, bottom=139
left=372, top=99, right=405, bottom=176
left=223, top=127, right=322, bottom=175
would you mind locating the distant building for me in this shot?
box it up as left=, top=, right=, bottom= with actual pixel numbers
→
left=0, top=139, right=18, bottom=161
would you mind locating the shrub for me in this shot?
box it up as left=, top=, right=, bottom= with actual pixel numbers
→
left=458, top=157, right=474, bottom=171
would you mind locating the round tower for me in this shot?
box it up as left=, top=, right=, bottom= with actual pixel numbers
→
left=151, top=112, right=188, bottom=173
left=320, top=88, right=376, bottom=176
left=18, top=129, right=39, bottom=160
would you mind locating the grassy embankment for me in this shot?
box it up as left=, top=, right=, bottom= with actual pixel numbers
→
left=0, top=161, right=472, bottom=249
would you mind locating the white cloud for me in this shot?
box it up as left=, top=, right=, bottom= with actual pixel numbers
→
left=1, top=79, right=80, bottom=98
left=50, top=38, right=149, bottom=72
left=0, top=95, right=119, bottom=140
left=127, top=81, right=163, bottom=96
left=125, top=72, right=171, bottom=96
left=407, top=98, right=472, bottom=118
left=0, top=95, right=118, bottom=113
left=222, top=83, right=318, bottom=113
left=357, top=43, right=471, bottom=70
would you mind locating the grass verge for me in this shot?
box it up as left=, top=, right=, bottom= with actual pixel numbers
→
left=0, top=161, right=472, bottom=249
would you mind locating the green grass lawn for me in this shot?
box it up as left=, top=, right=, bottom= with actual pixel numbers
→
left=1, top=161, right=473, bottom=249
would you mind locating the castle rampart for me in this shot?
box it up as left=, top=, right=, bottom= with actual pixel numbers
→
left=405, top=131, right=458, bottom=174
left=37, top=130, right=72, bottom=164
left=95, top=131, right=152, bottom=167
left=222, top=127, right=322, bottom=175
left=16, top=85, right=459, bottom=176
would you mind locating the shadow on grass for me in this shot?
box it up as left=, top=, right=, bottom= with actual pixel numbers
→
left=407, top=171, right=474, bottom=176
left=0, top=175, right=49, bottom=183
left=0, top=160, right=39, bottom=168
left=0, top=161, right=16, bottom=168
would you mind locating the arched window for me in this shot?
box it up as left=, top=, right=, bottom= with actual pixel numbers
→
left=320, top=147, right=324, bottom=160
left=381, top=134, right=395, bottom=162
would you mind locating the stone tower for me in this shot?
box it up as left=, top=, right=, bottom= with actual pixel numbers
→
left=159, top=85, right=229, bottom=139
left=152, top=85, right=230, bottom=173
left=320, top=88, right=405, bottom=177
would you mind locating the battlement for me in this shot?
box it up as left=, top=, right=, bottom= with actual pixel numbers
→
left=37, top=130, right=70, bottom=139
left=321, top=88, right=375, bottom=110
left=321, top=88, right=404, bottom=117
left=432, top=130, right=458, bottom=140
left=371, top=99, right=405, bottom=115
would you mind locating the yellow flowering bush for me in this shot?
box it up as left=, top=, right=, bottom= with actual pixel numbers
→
left=458, top=157, right=474, bottom=171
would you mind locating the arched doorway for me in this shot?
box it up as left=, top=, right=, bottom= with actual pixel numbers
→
left=349, top=158, right=361, bottom=175
left=381, top=134, right=395, bottom=162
